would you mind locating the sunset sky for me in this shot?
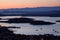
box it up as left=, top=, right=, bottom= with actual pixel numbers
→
left=0, top=0, right=60, bottom=9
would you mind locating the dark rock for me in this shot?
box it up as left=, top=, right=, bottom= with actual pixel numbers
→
left=0, top=18, right=34, bottom=23
left=0, top=18, right=1, bottom=20
left=30, top=20, right=55, bottom=25
left=52, top=29, right=59, bottom=33
left=0, top=26, right=60, bottom=40
left=0, top=26, right=16, bottom=40
left=56, top=20, right=60, bottom=22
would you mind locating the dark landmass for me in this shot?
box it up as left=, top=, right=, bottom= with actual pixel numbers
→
left=0, top=26, right=60, bottom=40
left=8, top=18, right=34, bottom=23
left=56, top=20, right=60, bottom=22
left=0, top=6, right=60, bottom=17
left=0, top=18, right=55, bottom=25
left=30, top=20, right=55, bottom=25
left=0, top=18, right=1, bottom=20
left=0, top=18, right=34, bottom=23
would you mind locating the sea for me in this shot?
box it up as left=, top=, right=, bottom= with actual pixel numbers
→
left=0, top=16, right=60, bottom=36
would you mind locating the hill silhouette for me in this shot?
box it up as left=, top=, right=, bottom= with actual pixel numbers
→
left=0, top=6, right=60, bottom=17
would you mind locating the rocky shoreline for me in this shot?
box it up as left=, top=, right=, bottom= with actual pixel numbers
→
left=0, top=26, right=60, bottom=40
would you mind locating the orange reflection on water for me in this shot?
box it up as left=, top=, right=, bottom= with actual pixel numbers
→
left=0, top=23, right=12, bottom=26
left=0, top=16, right=22, bottom=19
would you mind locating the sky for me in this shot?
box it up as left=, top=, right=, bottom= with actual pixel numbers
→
left=0, top=0, right=60, bottom=9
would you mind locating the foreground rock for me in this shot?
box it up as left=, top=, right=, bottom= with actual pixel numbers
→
left=30, top=20, right=55, bottom=25
left=0, top=18, right=1, bottom=20
left=0, top=26, right=60, bottom=40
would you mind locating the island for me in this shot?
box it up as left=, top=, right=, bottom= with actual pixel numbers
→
left=30, top=20, right=55, bottom=25
left=56, top=20, right=60, bottom=22
left=0, top=18, right=55, bottom=25
left=0, top=18, right=34, bottom=23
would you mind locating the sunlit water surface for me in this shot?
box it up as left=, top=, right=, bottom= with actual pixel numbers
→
left=0, top=16, right=60, bottom=36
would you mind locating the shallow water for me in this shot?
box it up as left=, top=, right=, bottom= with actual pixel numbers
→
left=0, top=16, right=60, bottom=35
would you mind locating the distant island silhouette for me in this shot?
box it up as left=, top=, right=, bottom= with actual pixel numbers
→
left=0, top=18, right=55, bottom=25
left=0, top=6, right=60, bottom=17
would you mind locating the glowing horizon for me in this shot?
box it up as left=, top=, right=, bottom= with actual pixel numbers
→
left=0, top=0, right=60, bottom=9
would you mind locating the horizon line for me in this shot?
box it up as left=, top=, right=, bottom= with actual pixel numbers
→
left=0, top=6, right=60, bottom=10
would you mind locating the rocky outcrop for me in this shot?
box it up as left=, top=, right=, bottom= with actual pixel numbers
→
left=56, top=20, right=60, bottom=22
left=0, top=18, right=34, bottom=23
left=0, top=26, right=60, bottom=40
left=0, top=18, right=55, bottom=25
left=30, top=20, right=55, bottom=25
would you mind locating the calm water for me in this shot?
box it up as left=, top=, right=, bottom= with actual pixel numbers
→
left=0, top=16, right=60, bottom=36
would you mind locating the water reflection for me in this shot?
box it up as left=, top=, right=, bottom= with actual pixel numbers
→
left=0, top=23, right=13, bottom=26
left=0, top=16, right=22, bottom=19
left=0, top=16, right=60, bottom=35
